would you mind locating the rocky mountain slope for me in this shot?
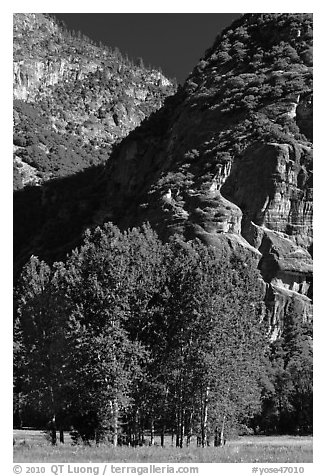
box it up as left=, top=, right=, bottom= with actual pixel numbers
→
left=94, top=13, right=313, bottom=337
left=14, top=14, right=313, bottom=337
left=13, top=13, right=175, bottom=189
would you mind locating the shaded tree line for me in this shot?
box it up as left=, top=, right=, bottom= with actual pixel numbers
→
left=254, top=300, right=313, bottom=435
left=13, top=223, right=312, bottom=445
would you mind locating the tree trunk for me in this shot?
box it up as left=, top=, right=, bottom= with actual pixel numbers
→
left=219, top=414, right=226, bottom=446
left=278, top=396, right=283, bottom=433
left=176, top=431, right=180, bottom=448
left=135, top=409, right=141, bottom=445
left=113, top=399, right=119, bottom=447
left=160, top=425, right=165, bottom=447
left=176, top=373, right=184, bottom=448
left=214, top=427, right=219, bottom=447
left=201, top=386, right=209, bottom=447
left=49, top=385, right=57, bottom=445
left=161, top=387, right=168, bottom=448
left=18, top=392, right=24, bottom=428
left=218, top=386, right=230, bottom=446
left=150, top=418, right=155, bottom=446
left=186, top=410, right=193, bottom=447
left=50, top=416, right=57, bottom=445
left=180, top=409, right=185, bottom=448
left=140, top=427, right=145, bottom=445
left=59, top=429, right=64, bottom=444
left=176, top=408, right=180, bottom=447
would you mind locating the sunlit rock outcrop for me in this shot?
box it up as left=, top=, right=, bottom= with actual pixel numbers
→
left=97, top=13, right=313, bottom=335
left=14, top=14, right=313, bottom=337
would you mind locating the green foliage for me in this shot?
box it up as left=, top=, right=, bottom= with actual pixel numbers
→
left=14, top=222, right=272, bottom=444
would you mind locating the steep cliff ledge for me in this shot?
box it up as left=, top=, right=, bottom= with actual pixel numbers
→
left=97, top=13, right=313, bottom=335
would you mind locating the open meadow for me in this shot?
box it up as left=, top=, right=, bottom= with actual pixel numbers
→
left=13, top=430, right=313, bottom=463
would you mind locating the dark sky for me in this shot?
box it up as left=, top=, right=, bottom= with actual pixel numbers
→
left=54, top=13, right=241, bottom=83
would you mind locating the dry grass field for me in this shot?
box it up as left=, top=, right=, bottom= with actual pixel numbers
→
left=13, top=430, right=313, bottom=463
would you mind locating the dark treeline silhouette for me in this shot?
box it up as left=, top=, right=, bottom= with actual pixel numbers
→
left=13, top=223, right=312, bottom=446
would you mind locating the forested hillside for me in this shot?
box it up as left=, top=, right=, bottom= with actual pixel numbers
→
left=13, top=14, right=175, bottom=189
left=13, top=13, right=313, bottom=444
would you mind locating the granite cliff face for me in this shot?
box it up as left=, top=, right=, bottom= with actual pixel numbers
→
left=94, top=13, right=313, bottom=336
left=13, top=14, right=175, bottom=189
left=14, top=13, right=97, bottom=101
left=13, top=14, right=313, bottom=336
